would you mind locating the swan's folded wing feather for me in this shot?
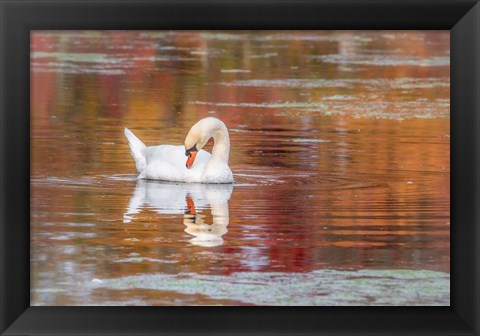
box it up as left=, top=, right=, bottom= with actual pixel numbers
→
left=143, top=145, right=211, bottom=182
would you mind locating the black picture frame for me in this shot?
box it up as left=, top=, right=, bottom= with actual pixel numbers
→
left=1, top=0, right=479, bottom=335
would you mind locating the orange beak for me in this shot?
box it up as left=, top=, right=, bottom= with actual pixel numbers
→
left=186, top=151, right=198, bottom=169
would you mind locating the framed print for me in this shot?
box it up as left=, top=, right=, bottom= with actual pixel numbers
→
left=1, top=0, right=479, bottom=335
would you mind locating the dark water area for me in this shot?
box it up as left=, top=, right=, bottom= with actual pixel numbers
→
left=31, top=31, right=450, bottom=305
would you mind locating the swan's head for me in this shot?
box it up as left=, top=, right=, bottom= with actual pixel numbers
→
left=184, top=117, right=226, bottom=169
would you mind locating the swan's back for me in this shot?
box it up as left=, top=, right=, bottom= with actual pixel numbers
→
left=141, top=145, right=211, bottom=182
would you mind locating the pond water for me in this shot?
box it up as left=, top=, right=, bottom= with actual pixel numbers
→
left=30, top=31, right=450, bottom=306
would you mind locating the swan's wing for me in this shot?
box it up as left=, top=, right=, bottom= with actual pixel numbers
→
left=143, top=145, right=211, bottom=182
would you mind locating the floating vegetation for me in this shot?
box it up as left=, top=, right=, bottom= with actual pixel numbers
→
left=32, top=67, right=126, bottom=75
left=89, top=269, right=450, bottom=306
left=216, top=79, right=355, bottom=88
left=191, top=99, right=449, bottom=120
left=114, top=257, right=177, bottom=264
left=129, top=56, right=197, bottom=62
left=192, top=101, right=332, bottom=108
left=221, top=69, right=251, bottom=73
left=313, top=54, right=449, bottom=67
left=199, top=32, right=373, bottom=43
left=195, top=75, right=449, bottom=120
left=48, top=232, right=96, bottom=240
left=31, top=51, right=198, bottom=75
left=251, top=53, right=278, bottom=59
left=31, top=52, right=119, bottom=63
left=290, top=138, right=330, bottom=143
left=323, top=95, right=356, bottom=101
left=215, top=77, right=449, bottom=89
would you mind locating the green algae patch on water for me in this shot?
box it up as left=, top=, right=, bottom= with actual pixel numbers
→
left=89, top=269, right=449, bottom=306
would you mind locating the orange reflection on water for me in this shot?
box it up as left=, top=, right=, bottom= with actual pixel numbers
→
left=31, top=30, right=449, bottom=306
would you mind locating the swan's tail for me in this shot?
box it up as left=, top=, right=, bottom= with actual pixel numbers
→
left=124, top=128, right=147, bottom=174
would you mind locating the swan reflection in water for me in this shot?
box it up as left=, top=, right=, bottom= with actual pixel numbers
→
left=124, top=180, right=233, bottom=247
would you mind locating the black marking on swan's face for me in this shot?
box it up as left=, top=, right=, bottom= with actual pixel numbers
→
left=185, top=144, right=198, bottom=156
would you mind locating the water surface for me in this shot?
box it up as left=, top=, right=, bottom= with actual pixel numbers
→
left=31, top=31, right=450, bottom=306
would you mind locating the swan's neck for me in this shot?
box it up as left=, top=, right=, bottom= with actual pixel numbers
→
left=210, top=126, right=230, bottom=164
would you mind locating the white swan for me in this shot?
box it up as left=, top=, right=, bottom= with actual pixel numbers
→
left=125, top=117, right=233, bottom=183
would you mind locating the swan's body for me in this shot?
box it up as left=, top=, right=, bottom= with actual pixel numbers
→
left=125, top=117, right=233, bottom=183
